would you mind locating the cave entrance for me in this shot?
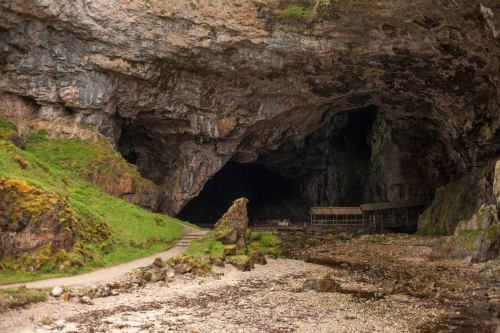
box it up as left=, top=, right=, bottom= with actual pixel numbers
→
left=178, top=106, right=380, bottom=227
left=177, top=161, right=309, bottom=226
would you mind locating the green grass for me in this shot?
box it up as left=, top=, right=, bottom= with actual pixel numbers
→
left=0, top=119, right=17, bottom=138
left=176, top=219, right=204, bottom=230
left=0, top=119, right=184, bottom=284
left=185, top=237, right=224, bottom=260
left=249, top=231, right=282, bottom=249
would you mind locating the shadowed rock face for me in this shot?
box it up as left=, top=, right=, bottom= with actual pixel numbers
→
left=0, top=0, right=499, bottom=230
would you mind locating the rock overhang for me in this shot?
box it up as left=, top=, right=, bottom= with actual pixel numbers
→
left=0, top=0, right=498, bottom=225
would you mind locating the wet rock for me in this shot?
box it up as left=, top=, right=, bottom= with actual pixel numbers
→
left=150, top=267, right=166, bottom=282
left=301, top=274, right=341, bottom=293
left=50, top=286, right=63, bottom=297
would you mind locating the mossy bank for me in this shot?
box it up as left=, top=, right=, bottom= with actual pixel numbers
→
left=0, top=118, right=184, bottom=284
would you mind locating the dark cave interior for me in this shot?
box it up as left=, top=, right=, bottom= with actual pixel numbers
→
left=177, top=161, right=309, bottom=225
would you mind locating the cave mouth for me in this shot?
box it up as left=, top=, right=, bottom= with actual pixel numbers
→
left=177, top=161, right=309, bottom=226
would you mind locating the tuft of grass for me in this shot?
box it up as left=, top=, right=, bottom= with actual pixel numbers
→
left=40, top=316, right=53, bottom=325
left=0, top=287, right=47, bottom=312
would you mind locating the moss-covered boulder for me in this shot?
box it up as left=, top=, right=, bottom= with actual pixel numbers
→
left=418, top=172, right=485, bottom=235
left=224, top=244, right=237, bottom=256
left=226, top=255, right=254, bottom=271
left=454, top=205, right=499, bottom=262
left=432, top=204, right=500, bottom=262
left=213, top=197, right=249, bottom=249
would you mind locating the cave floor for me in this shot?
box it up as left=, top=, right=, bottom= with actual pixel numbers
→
left=1, top=233, right=499, bottom=333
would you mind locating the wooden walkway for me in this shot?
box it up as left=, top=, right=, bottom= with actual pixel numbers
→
left=310, top=201, right=422, bottom=232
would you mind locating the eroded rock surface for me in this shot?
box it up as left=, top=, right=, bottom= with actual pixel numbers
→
left=0, top=0, right=499, bottom=230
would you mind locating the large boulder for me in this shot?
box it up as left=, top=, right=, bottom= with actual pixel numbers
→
left=213, top=198, right=249, bottom=249
left=453, top=205, right=500, bottom=262
left=432, top=204, right=500, bottom=262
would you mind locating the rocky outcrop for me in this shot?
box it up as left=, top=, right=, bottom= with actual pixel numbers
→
left=213, top=197, right=249, bottom=249
left=430, top=159, right=500, bottom=261
left=454, top=205, right=499, bottom=262
left=0, top=0, right=499, bottom=231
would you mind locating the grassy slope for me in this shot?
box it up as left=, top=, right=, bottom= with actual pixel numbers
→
left=0, top=123, right=184, bottom=284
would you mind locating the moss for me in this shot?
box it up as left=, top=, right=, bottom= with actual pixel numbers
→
left=249, top=231, right=282, bottom=248
left=0, top=177, right=75, bottom=232
left=487, top=224, right=500, bottom=239
left=457, top=230, right=481, bottom=251
left=418, top=173, right=480, bottom=236
left=247, top=232, right=282, bottom=257
left=274, top=5, right=314, bottom=21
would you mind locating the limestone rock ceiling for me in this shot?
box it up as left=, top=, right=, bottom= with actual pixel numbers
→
left=0, top=0, right=499, bottom=216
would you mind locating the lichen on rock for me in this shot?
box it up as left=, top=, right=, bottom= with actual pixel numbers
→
left=0, top=177, right=76, bottom=259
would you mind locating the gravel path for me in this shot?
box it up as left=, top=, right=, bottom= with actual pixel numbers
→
left=0, top=259, right=443, bottom=333
left=0, top=224, right=207, bottom=289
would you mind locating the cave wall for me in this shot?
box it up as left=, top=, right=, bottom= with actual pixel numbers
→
left=0, top=0, right=499, bottom=233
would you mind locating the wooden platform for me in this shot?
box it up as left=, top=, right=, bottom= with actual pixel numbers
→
left=310, top=202, right=422, bottom=232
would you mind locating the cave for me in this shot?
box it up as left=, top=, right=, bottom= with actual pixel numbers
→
left=177, top=105, right=438, bottom=227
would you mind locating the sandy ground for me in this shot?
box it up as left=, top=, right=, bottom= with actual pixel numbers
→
left=0, top=258, right=448, bottom=333
left=0, top=226, right=207, bottom=289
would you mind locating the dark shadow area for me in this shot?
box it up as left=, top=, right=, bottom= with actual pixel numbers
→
left=177, top=161, right=309, bottom=225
